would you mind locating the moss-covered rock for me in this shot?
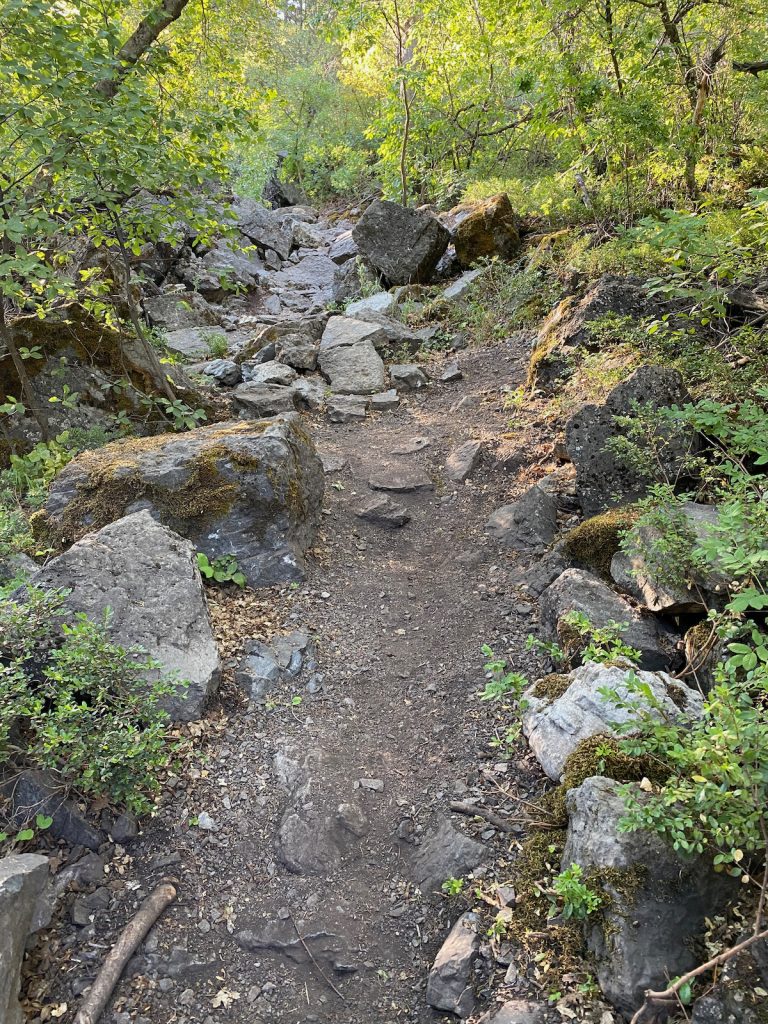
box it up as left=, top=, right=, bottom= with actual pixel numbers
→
left=562, top=507, right=637, bottom=580
left=40, top=416, right=324, bottom=586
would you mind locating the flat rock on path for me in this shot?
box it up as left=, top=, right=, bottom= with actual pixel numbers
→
left=369, top=464, right=434, bottom=492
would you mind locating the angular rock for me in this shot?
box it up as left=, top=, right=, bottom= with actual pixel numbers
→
left=191, top=358, right=241, bottom=387
left=454, top=194, right=520, bottom=266
left=353, top=200, right=450, bottom=285
left=522, top=661, right=701, bottom=781
left=370, top=389, right=400, bottom=411
left=346, top=292, right=397, bottom=318
left=539, top=568, right=680, bottom=671
left=232, top=382, right=297, bottom=417
left=144, top=291, right=220, bottom=332
left=390, top=364, right=428, bottom=391
left=275, top=335, right=318, bottom=371
left=411, top=816, right=486, bottom=893
left=446, top=440, right=483, bottom=482
left=329, top=230, right=358, bottom=265
left=4, top=770, right=103, bottom=850
left=0, top=854, right=50, bottom=1024
left=530, top=275, right=651, bottom=390
left=327, top=395, right=368, bottom=423
left=486, top=484, right=557, bottom=551
left=611, top=502, right=730, bottom=613
left=178, top=241, right=267, bottom=300
left=234, top=198, right=294, bottom=259
left=426, top=912, right=480, bottom=1017
left=477, top=1001, right=547, bottom=1024
left=35, top=511, right=220, bottom=720
left=292, top=376, right=327, bottom=411
left=442, top=269, right=485, bottom=302
left=440, top=361, right=463, bottom=382
left=163, top=327, right=214, bottom=359
left=235, top=642, right=281, bottom=702
left=564, top=776, right=734, bottom=1018
left=369, top=465, right=433, bottom=493
left=319, top=317, right=386, bottom=395
left=565, top=365, right=695, bottom=516
left=236, top=920, right=351, bottom=970
left=356, top=495, right=411, bottom=528
left=273, top=253, right=337, bottom=291
left=332, top=260, right=363, bottom=304
left=43, top=418, right=324, bottom=589
left=240, top=360, right=298, bottom=386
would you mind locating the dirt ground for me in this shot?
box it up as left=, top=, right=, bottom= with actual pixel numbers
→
left=24, top=338, right=573, bottom=1024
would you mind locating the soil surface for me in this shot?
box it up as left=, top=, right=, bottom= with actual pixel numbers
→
left=25, top=332, right=568, bottom=1023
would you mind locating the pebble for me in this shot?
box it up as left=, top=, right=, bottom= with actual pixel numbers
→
left=358, top=777, right=385, bottom=792
left=197, top=811, right=216, bottom=831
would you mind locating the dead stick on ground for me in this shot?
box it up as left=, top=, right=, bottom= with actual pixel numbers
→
left=74, top=882, right=177, bottom=1024
left=289, top=912, right=346, bottom=1001
left=449, top=800, right=513, bottom=832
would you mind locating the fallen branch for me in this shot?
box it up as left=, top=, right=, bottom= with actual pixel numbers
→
left=629, top=925, right=768, bottom=1024
left=74, top=882, right=177, bottom=1024
left=450, top=800, right=514, bottom=832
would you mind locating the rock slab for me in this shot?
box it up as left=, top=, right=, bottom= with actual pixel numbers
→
left=0, top=853, right=50, bottom=1024
left=426, top=912, right=480, bottom=1017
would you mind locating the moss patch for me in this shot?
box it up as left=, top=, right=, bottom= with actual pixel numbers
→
left=561, top=734, right=668, bottom=792
left=531, top=673, right=571, bottom=705
left=562, top=507, right=639, bottom=579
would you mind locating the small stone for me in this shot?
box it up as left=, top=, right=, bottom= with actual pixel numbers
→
left=356, top=496, right=411, bottom=528
left=327, top=395, right=368, bottom=423
left=446, top=440, right=483, bottom=483
left=197, top=920, right=211, bottom=934
left=390, top=364, right=428, bottom=391
left=358, top=778, right=384, bottom=792
left=196, top=812, right=216, bottom=831
left=440, top=362, right=463, bottom=383
left=369, top=466, right=433, bottom=493
left=370, top=389, right=400, bottom=411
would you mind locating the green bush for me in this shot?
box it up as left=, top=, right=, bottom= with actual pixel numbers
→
left=0, top=587, right=180, bottom=815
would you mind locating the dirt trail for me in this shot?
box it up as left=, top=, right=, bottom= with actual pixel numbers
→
left=43, top=338, right=558, bottom=1024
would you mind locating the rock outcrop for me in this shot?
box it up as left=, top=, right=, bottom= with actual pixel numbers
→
left=42, top=417, right=324, bottom=588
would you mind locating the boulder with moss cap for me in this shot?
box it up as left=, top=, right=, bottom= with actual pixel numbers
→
left=40, top=415, right=324, bottom=587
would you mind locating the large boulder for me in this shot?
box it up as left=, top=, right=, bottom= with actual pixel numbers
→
left=522, top=661, right=701, bottom=781
left=352, top=200, right=450, bottom=285
left=35, top=511, right=221, bottom=721
left=565, top=365, right=694, bottom=516
left=529, top=275, right=650, bottom=390
left=177, top=241, right=268, bottom=300
left=486, top=483, right=558, bottom=551
left=234, top=198, right=294, bottom=259
left=318, top=317, right=386, bottom=395
left=41, top=417, right=324, bottom=588
left=453, top=194, right=520, bottom=266
left=611, top=502, right=730, bottom=613
left=539, top=568, right=680, bottom=671
left=0, top=854, right=50, bottom=1024
left=564, top=777, right=733, bottom=1018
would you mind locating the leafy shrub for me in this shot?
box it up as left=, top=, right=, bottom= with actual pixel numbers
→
left=549, top=863, right=602, bottom=920
left=196, top=552, right=246, bottom=587
left=558, top=611, right=641, bottom=667
left=0, top=587, right=179, bottom=814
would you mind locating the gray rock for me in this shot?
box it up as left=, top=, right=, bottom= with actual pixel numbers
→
left=4, top=770, right=103, bottom=850
left=0, top=854, right=50, bottom=1024
left=565, top=365, right=694, bottom=516
left=232, top=382, right=297, bottom=417
left=522, top=661, right=701, bottom=781
left=426, top=912, right=480, bottom=1017
left=486, top=484, right=557, bottom=550
left=539, top=568, right=680, bottom=671
left=440, top=361, right=463, bottom=382
left=327, top=395, right=368, bottom=423
left=446, top=440, right=483, bottom=482
left=240, top=360, right=298, bottom=386
left=390, top=364, right=428, bottom=391
left=178, top=241, right=267, bottom=300
left=354, top=311, right=423, bottom=352
left=319, top=318, right=386, bottom=395
left=44, top=418, right=324, bottom=590
left=292, top=376, right=327, bottom=411
left=369, top=465, right=433, bottom=493
left=411, top=816, right=486, bottom=894
left=564, top=777, right=734, bottom=1018
left=691, top=936, right=768, bottom=1024
left=145, top=292, right=220, bottom=332
left=192, top=359, right=241, bottom=387
left=452, top=194, right=520, bottom=267
left=110, top=813, right=138, bottom=844
left=353, top=200, right=450, bottom=285
left=275, top=335, right=318, bottom=371
left=477, top=1001, right=547, bottom=1024
left=273, top=253, right=337, bottom=292
left=163, top=327, right=213, bottom=359
left=356, top=495, right=411, bottom=528
left=370, top=389, right=400, bottom=411
left=346, top=291, right=396, bottom=318
left=234, top=198, right=294, bottom=259
left=329, top=230, right=358, bottom=265
left=332, top=260, right=363, bottom=304
left=236, top=920, right=351, bottom=970
left=611, top=502, right=730, bottom=613
left=35, top=512, right=220, bottom=721
left=442, top=269, right=484, bottom=302
left=235, top=642, right=281, bottom=702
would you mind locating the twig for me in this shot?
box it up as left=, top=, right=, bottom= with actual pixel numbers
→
left=288, top=912, right=346, bottom=1001
left=74, top=881, right=177, bottom=1024
left=450, top=800, right=514, bottom=832
left=629, top=926, right=768, bottom=1024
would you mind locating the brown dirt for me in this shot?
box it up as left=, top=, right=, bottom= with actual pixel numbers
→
left=24, top=341, right=575, bottom=1024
